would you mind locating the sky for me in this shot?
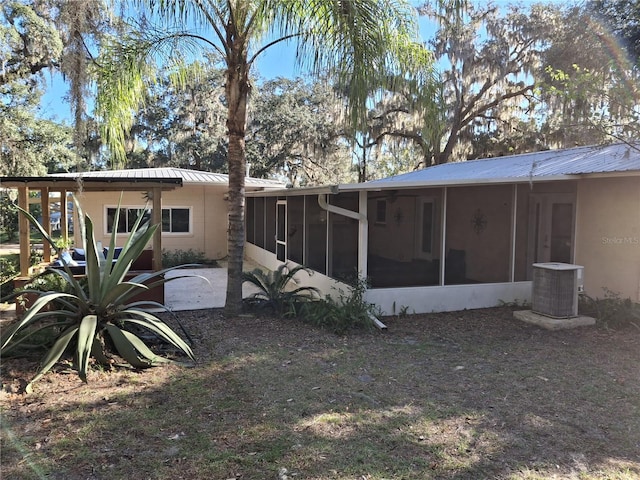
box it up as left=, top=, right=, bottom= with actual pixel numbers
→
left=38, top=0, right=567, bottom=123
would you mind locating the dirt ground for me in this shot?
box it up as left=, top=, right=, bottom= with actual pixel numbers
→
left=1, top=307, right=639, bottom=479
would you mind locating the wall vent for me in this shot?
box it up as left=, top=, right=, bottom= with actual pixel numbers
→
left=531, top=263, right=583, bottom=318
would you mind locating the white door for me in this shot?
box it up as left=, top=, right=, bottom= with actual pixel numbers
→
left=528, top=193, right=576, bottom=266
left=276, top=200, right=287, bottom=262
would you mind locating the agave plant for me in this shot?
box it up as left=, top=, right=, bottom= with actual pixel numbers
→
left=1, top=196, right=202, bottom=393
left=242, top=263, right=320, bottom=314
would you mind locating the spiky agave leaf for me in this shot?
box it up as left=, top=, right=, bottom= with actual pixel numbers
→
left=76, top=315, right=98, bottom=382
left=26, top=325, right=79, bottom=393
left=118, top=312, right=195, bottom=361
left=1, top=293, right=76, bottom=350
left=1, top=314, right=77, bottom=356
left=6, top=193, right=199, bottom=390
left=116, top=329, right=172, bottom=364
left=14, top=206, right=86, bottom=295
left=104, top=323, right=155, bottom=369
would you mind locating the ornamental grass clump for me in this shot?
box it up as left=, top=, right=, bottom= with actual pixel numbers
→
left=1, top=197, right=200, bottom=393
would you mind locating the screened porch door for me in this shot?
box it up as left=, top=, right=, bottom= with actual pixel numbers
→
left=528, top=193, right=575, bottom=267
left=276, top=200, right=287, bottom=262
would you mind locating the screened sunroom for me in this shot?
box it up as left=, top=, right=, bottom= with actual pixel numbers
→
left=245, top=143, right=640, bottom=314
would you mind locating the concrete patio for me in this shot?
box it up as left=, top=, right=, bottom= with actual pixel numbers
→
left=165, top=266, right=256, bottom=311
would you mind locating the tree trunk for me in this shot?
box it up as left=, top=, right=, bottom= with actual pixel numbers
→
left=224, top=41, right=250, bottom=317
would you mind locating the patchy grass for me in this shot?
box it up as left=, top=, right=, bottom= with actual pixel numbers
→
left=1, top=307, right=639, bottom=479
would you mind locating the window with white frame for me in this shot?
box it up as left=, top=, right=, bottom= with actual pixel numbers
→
left=106, top=207, right=191, bottom=234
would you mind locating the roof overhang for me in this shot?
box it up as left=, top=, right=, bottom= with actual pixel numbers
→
left=343, top=174, right=579, bottom=192
left=245, top=170, right=640, bottom=197
left=1, top=176, right=183, bottom=191
left=245, top=175, right=578, bottom=197
left=246, top=185, right=340, bottom=197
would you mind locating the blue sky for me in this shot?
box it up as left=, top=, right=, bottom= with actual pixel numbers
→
left=38, top=0, right=565, bottom=122
left=39, top=12, right=437, bottom=121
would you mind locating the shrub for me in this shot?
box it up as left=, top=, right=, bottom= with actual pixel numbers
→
left=0, top=256, right=19, bottom=298
left=0, top=256, right=18, bottom=284
left=0, top=192, right=18, bottom=240
left=1, top=196, right=201, bottom=392
left=580, top=289, right=640, bottom=330
left=162, top=248, right=211, bottom=268
left=242, top=263, right=320, bottom=315
left=299, top=276, right=376, bottom=334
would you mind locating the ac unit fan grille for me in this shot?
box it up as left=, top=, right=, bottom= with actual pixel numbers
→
left=532, top=266, right=579, bottom=318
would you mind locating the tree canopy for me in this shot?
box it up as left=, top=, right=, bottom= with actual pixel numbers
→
left=419, top=0, right=639, bottom=162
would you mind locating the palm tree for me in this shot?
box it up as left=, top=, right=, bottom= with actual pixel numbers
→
left=96, top=0, right=438, bottom=316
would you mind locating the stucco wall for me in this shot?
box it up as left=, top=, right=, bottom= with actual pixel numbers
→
left=72, top=185, right=229, bottom=261
left=575, top=176, right=640, bottom=302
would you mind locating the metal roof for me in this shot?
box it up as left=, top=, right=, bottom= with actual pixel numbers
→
left=49, top=167, right=285, bottom=189
left=358, top=142, right=640, bottom=190
left=246, top=143, right=640, bottom=197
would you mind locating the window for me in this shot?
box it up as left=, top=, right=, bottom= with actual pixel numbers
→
left=107, top=207, right=150, bottom=234
left=375, top=199, right=387, bottom=224
left=106, top=207, right=191, bottom=234
left=162, top=208, right=190, bottom=233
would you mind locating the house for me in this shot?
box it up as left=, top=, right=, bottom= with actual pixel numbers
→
left=51, top=168, right=285, bottom=261
left=2, top=167, right=284, bottom=276
left=244, top=143, right=640, bottom=314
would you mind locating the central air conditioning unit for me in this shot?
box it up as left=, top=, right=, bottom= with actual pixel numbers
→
left=531, top=263, right=584, bottom=318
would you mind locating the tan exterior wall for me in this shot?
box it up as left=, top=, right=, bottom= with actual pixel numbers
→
left=72, top=185, right=229, bottom=261
left=575, top=176, right=640, bottom=302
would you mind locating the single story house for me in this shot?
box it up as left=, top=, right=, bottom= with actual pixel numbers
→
left=2, top=168, right=284, bottom=276
left=244, top=142, right=640, bottom=314
left=54, top=168, right=284, bottom=261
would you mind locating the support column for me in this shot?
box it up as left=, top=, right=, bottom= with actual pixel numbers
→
left=358, top=190, right=368, bottom=279
left=509, top=184, right=518, bottom=282
left=152, top=187, right=162, bottom=271
left=439, top=187, right=448, bottom=286
left=60, top=189, right=68, bottom=246
left=41, top=187, right=51, bottom=262
left=18, top=186, right=29, bottom=276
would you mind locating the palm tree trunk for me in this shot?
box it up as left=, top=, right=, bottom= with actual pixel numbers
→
left=224, top=43, right=250, bottom=317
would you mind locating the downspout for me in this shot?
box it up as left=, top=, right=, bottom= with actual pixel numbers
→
left=317, top=194, right=367, bottom=223
left=317, top=195, right=367, bottom=274
left=317, top=193, right=387, bottom=330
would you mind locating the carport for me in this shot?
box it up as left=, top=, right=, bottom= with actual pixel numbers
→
left=1, top=174, right=183, bottom=278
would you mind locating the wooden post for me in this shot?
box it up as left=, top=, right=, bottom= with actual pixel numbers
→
left=60, top=189, right=68, bottom=245
left=41, top=187, right=51, bottom=262
left=152, top=187, right=162, bottom=271
left=18, top=186, right=30, bottom=276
